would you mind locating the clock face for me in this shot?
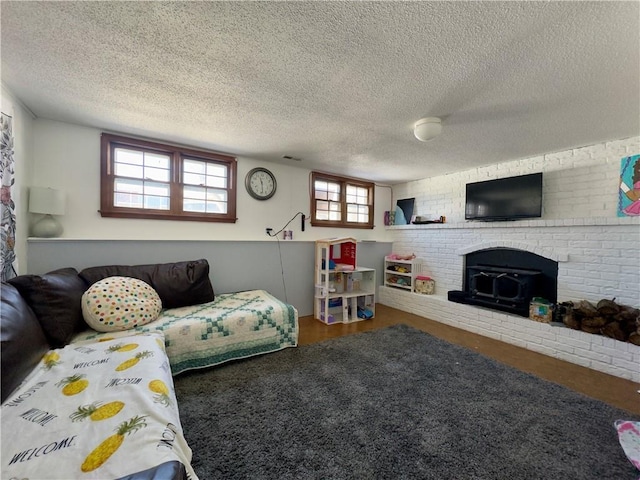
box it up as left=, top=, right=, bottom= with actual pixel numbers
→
left=245, top=168, right=277, bottom=200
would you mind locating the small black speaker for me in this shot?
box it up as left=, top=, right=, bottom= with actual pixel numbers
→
left=301, top=214, right=306, bottom=231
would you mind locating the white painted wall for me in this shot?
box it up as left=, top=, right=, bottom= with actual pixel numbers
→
left=382, top=136, right=640, bottom=380
left=1, top=85, right=35, bottom=274
left=31, top=118, right=393, bottom=242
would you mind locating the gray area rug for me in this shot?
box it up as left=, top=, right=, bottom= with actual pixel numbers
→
left=174, top=324, right=638, bottom=479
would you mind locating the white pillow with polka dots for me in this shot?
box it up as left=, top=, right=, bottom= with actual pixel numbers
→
left=81, top=276, right=162, bottom=332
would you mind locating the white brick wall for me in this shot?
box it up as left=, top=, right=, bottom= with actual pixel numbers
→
left=379, top=287, right=640, bottom=382
left=394, top=137, right=640, bottom=222
left=383, top=137, right=640, bottom=381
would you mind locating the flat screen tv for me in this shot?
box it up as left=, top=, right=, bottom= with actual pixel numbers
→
left=465, top=172, right=543, bottom=221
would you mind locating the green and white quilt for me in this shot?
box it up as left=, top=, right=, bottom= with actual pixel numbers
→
left=72, top=290, right=299, bottom=375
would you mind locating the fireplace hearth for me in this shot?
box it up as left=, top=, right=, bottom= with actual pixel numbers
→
left=448, top=248, right=558, bottom=317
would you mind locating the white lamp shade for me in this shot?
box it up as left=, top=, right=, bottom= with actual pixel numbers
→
left=29, top=187, right=66, bottom=215
left=414, top=117, right=442, bottom=142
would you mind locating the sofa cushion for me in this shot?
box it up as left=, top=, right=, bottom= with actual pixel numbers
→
left=1, top=282, right=50, bottom=403
left=8, top=268, right=88, bottom=347
left=81, top=276, right=162, bottom=332
left=79, top=259, right=214, bottom=309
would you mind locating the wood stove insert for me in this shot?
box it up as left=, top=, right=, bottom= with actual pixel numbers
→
left=448, top=248, right=558, bottom=317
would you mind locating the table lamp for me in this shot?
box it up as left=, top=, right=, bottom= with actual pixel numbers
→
left=29, top=187, right=65, bottom=237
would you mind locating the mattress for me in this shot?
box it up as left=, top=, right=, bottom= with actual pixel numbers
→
left=72, top=289, right=299, bottom=375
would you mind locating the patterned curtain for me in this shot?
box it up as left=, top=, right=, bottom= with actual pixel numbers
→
left=1, top=112, right=17, bottom=281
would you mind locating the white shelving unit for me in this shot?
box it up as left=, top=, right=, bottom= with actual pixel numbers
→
left=384, top=256, right=423, bottom=293
left=314, top=238, right=376, bottom=324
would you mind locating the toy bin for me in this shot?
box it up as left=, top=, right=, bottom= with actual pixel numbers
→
left=415, top=276, right=435, bottom=294
left=529, top=297, right=554, bottom=323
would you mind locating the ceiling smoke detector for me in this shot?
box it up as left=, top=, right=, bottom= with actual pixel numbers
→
left=413, top=117, right=442, bottom=142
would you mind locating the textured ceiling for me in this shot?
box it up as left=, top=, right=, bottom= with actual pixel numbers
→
left=1, top=1, right=638, bottom=184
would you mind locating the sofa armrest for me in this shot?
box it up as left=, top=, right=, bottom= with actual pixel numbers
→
left=0, top=283, right=50, bottom=403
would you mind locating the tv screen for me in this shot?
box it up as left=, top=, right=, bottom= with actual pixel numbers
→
left=465, top=173, right=543, bottom=221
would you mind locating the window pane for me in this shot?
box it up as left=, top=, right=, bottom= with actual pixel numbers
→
left=184, top=186, right=228, bottom=213
left=145, top=152, right=170, bottom=169
left=346, top=184, right=368, bottom=205
left=183, top=198, right=227, bottom=213
left=183, top=199, right=205, bottom=212
left=144, top=181, right=170, bottom=197
left=184, top=159, right=227, bottom=189
left=114, top=179, right=143, bottom=194
left=184, top=186, right=206, bottom=200
left=115, top=148, right=143, bottom=166
left=329, top=211, right=341, bottom=221
left=183, top=159, right=206, bottom=174
left=328, top=183, right=340, bottom=193
left=346, top=204, right=369, bottom=223
left=184, top=172, right=206, bottom=186
left=144, top=195, right=169, bottom=210
left=316, top=190, right=328, bottom=200
left=115, top=163, right=143, bottom=178
left=114, top=192, right=143, bottom=208
left=206, top=176, right=227, bottom=188
left=206, top=189, right=227, bottom=202
left=206, top=163, right=227, bottom=177
left=329, top=201, right=341, bottom=211
left=328, top=192, right=340, bottom=202
left=206, top=201, right=227, bottom=214
left=145, top=166, right=170, bottom=182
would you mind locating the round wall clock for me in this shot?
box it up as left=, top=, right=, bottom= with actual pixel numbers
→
left=245, top=167, right=277, bottom=200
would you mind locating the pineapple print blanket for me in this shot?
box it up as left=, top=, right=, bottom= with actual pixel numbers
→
left=1, top=332, right=198, bottom=480
left=72, top=289, right=299, bottom=375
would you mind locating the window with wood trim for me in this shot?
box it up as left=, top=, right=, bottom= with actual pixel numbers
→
left=310, top=172, right=374, bottom=229
left=100, top=133, right=237, bottom=223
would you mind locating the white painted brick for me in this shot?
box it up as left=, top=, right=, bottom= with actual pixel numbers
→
left=591, top=345, right=640, bottom=362
left=611, top=357, right=640, bottom=373
left=591, top=363, right=633, bottom=380
left=555, top=351, right=592, bottom=369
left=526, top=343, right=557, bottom=357
left=540, top=339, right=575, bottom=355
left=559, top=336, right=592, bottom=351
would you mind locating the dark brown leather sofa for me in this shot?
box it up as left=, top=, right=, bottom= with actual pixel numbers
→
left=1, top=259, right=214, bottom=404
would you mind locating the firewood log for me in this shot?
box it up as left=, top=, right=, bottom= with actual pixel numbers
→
left=563, top=314, right=581, bottom=330
left=581, top=316, right=608, bottom=328
left=573, top=300, right=598, bottom=317
left=581, top=325, right=602, bottom=334
left=628, top=332, right=640, bottom=346
left=601, top=322, right=627, bottom=341
left=596, top=299, right=620, bottom=316
left=614, top=305, right=639, bottom=323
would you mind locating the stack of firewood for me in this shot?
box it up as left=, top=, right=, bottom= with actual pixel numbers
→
left=560, top=299, right=640, bottom=345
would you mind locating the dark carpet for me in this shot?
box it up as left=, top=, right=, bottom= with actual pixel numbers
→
left=173, top=324, right=638, bottom=480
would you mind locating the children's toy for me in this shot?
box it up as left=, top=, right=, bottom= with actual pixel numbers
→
left=357, top=307, right=374, bottom=319
left=415, top=276, right=435, bottom=294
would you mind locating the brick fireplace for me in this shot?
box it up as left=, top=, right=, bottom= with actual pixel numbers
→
left=380, top=223, right=639, bottom=382
left=380, top=137, right=640, bottom=381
